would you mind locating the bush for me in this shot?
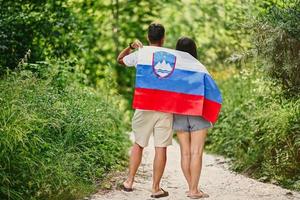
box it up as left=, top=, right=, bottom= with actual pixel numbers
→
left=0, top=0, right=78, bottom=72
left=0, top=63, right=131, bottom=200
left=253, top=1, right=300, bottom=95
left=207, top=66, right=300, bottom=191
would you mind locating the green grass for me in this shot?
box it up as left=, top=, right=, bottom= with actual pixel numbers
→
left=207, top=66, right=300, bottom=191
left=0, top=63, right=131, bottom=200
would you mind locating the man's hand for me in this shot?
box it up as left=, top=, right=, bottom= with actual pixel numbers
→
left=117, top=39, right=143, bottom=65
left=130, top=39, right=143, bottom=49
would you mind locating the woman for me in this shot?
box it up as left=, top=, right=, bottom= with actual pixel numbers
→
left=174, top=37, right=211, bottom=199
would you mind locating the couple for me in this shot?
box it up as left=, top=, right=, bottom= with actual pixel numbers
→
left=117, top=23, right=211, bottom=199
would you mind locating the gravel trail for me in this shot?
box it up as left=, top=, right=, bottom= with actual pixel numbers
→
left=91, top=134, right=300, bottom=200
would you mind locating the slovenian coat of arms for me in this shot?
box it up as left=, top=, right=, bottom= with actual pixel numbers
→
left=152, top=51, right=176, bottom=78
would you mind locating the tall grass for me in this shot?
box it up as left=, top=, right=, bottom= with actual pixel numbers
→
left=0, top=62, right=131, bottom=200
left=208, top=66, right=300, bottom=191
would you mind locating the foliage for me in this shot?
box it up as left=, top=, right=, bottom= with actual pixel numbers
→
left=208, top=66, right=300, bottom=191
left=161, top=0, right=251, bottom=69
left=206, top=0, right=300, bottom=192
left=252, top=0, right=300, bottom=95
left=0, top=63, right=131, bottom=200
left=1, top=0, right=300, bottom=198
left=68, top=0, right=177, bottom=101
left=0, top=0, right=176, bottom=91
left=0, top=0, right=252, bottom=100
left=0, top=0, right=78, bottom=72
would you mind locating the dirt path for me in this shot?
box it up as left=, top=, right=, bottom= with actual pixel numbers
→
left=91, top=134, right=300, bottom=200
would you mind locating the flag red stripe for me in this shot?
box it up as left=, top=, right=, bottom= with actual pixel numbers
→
left=202, top=98, right=222, bottom=123
left=133, top=88, right=221, bottom=123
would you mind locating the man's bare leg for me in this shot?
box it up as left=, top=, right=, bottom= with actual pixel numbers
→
left=123, top=143, right=144, bottom=189
left=152, top=147, right=167, bottom=193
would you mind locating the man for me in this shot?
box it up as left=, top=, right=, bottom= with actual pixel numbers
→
left=117, top=23, right=172, bottom=198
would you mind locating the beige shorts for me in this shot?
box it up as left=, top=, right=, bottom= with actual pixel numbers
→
left=132, top=109, right=173, bottom=147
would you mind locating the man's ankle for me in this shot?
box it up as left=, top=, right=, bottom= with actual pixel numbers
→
left=152, top=185, right=161, bottom=193
left=126, top=177, right=134, bottom=183
left=124, top=177, right=134, bottom=186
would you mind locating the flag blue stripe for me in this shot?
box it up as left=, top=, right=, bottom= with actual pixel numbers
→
left=204, top=73, right=223, bottom=103
left=135, top=64, right=222, bottom=103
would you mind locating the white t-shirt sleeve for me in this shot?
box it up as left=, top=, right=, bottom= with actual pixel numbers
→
left=123, top=51, right=138, bottom=67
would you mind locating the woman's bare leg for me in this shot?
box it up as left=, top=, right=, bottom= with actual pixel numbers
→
left=177, top=131, right=191, bottom=189
left=189, top=129, right=208, bottom=195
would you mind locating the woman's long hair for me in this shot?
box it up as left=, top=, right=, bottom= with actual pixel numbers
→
left=175, top=37, right=198, bottom=59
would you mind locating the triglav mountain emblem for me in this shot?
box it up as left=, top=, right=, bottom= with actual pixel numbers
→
left=152, top=51, right=176, bottom=78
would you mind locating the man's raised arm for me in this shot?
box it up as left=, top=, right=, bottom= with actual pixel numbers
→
left=117, top=39, right=143, bottom=65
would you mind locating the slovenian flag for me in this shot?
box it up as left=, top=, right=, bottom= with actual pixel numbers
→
left=133, top=46, right=222, bottom=123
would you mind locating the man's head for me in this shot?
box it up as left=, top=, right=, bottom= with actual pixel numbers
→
left=147, top=23, right=165, bottom=46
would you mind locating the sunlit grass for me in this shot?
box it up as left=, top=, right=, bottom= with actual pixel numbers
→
left=0, top=66, right=131, bottom=200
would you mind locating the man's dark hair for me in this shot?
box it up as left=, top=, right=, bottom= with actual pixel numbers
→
left=176, top=37, right=198, bottom=59
left=148, top=23, right=165, bottom=43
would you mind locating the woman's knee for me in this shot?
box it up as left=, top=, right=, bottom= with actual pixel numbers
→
left=190, top=148, right=203, bottom=158
left=180, top=144, right=191, bottom=158
left=181, top=150, right=191, bottom=159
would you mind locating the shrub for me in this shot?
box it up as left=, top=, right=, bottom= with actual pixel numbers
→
left=0, top=0, right=78, bottom=72
left=0, top=62, right=131, bottom=200
left=253, top=1, right=300, bottom=95
left=208, top=66, right=300, bottom=191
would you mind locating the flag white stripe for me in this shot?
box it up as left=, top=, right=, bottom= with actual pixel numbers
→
left=137, top=46, right=209, bottom=74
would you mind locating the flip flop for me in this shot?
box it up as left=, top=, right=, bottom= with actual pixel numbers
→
left=187, top=190, right=209, bottom=199
left=187, top=194, right=205, bottom=199
left=199, top=190, right=209, bottom=198
left=121, top=184, right=133, bottom=192
left=150, top=188, right=169, bottom=198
